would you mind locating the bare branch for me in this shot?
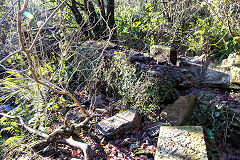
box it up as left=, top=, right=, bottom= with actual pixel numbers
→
left=0, top=49, right=22, bottom=64
left=74, top=115, right=94, bottom=130
left=15, top=0, right=89, bottom=116
left=61, top=136, right=91, bottom=160
left=0, top=113, right=92, bottom=160
left=0, top=113, right=48, bottom=138
left=19, top=0, right=29, bottom=14
left=27, top=0, right=67, bottom=52
left=0, top=0, right=19, bottom=25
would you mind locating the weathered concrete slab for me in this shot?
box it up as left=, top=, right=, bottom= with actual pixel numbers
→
left=150, top=45, right=177, bottom=65
left=204, top=67, right=230, bottom=87
left=179, top=53, right=240, bottom=88
left=230, top=66, right=240, bottom=84
left=96, top=109, right=141, bottom=137
left=155, top=126, right=208, bottom=160
left=159, top=96, right=197, bottom=125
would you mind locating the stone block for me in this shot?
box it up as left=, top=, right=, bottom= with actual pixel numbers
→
left=96, top=109, right=141, bottom=137
left=155, top=126, right=208, bottom=160
left=159, top=96, right=197, bottom=125
left=230, top=66, right=240, bottom=84
left=204, top=67, right=230, bottom=87
left=150, top=45, right=177, bottom=65
left=221, top=53, right=240, bottom=67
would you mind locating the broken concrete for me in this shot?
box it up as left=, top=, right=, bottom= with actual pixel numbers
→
left=150, top=45, right=177, bottom=65
left=159, top=96, right=197, bottom=125
left=96, top=109, right=141, bottom=137
left=179, top=53, right=240, bottom=88
left=147, top=65, right=196, bottom=88
left=204, top=65, right=230, bottom=88
left=230, top=66, right=240, bottom=84
left=155, top=126, right=208, bottom=160
left=128, top=53, right=154, bottom=64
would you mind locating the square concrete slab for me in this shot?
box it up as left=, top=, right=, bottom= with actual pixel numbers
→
left=155, top=126, right=208, bottom=160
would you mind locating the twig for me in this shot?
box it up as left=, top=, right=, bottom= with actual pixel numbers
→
left=0, top=0, right=19, bottom=25
left=0, top=49, right=22, bottom=64
left=27, top=0, right=67, bottom=52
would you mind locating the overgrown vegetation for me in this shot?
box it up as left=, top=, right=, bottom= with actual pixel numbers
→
left=102, top=51, right=178, bottom=120
left=0, top=0, right=240, bottom=159
left=187, top=92, right=239, bottom=159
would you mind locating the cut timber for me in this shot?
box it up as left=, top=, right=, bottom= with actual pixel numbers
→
left=155, top=126, right=208, bottom=160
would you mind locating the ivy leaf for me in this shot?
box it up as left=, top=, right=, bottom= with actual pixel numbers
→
left=215, top=112, right=220, bottom=117
left=206, top=129, right=215, bottom=144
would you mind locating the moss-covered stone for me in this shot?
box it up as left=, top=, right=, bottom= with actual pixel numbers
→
left=159, top=96, right=197, bottom=125
left=150, top=45, right=177, bottom=65
left=230, top=66, right=240, bottom=84
left=155, top=126, right=208, bottom=160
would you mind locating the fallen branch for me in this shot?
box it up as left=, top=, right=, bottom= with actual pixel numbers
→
left=0, top=113, right=48, bottom=138
left=0, top=113, right=92, bottom=160
left=74, top=115, right=94, bottom=130
left=61, top=136, right=92, bottom=160
left=65, top=111, right=99, bottom=136
left=64, top=109, right=98, bottom=132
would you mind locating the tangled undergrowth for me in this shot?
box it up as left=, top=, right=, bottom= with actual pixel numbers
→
left=186, top=88, right=240, bottom=159
left=1, top=0, right=240, bottom=159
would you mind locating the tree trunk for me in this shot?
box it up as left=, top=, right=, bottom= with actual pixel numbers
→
left=107, top=0, right=115, bottom=39
left=97, top=0, right=107, bottom=35
left=68, top=0, right=88, bottom=36
left=67, top=0, right=115, bottom=39
left=83, top=0, right=101, bottom=38
left=107, top=0, right=115, bottom=29
left=69, top=0, right=84, bottom=25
